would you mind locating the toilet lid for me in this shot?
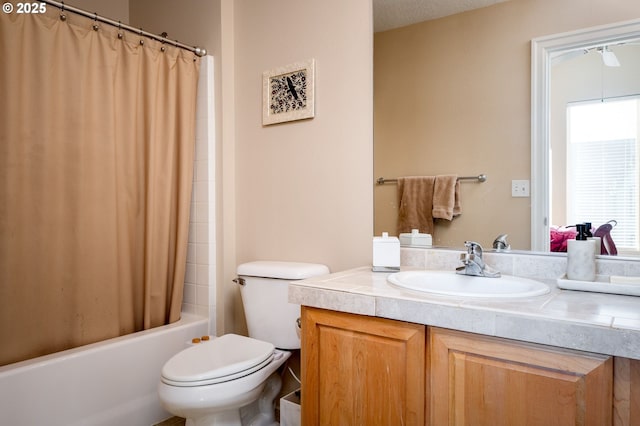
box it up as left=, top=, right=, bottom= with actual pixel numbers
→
left=161, top=334, right=275, bottom=386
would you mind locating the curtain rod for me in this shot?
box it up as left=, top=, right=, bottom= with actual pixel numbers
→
left=41, top=0, right=206, bottom=57
left=376, top=174, right=487, bottom=185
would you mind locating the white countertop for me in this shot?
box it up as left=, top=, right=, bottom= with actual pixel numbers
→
left=289, top=266, right=640, bottom=360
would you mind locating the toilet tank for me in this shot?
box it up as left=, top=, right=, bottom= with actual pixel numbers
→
left=237, top=261, right=330, bottom=350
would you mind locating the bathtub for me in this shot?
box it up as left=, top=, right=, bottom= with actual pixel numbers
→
left=0, top=313, right=208, bottom=426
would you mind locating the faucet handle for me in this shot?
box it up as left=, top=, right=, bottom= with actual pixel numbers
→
left=464, top=241, right=483, bottom=254
left=493, top=234, right=510, bottom=251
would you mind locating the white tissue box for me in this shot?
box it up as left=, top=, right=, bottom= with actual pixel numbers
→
left=399, top=229, right=432, bottom=247
left=373, top=232, right=400, bottom=272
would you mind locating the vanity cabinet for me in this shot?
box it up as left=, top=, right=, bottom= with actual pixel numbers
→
left=614, top=357, right=640, bottom=426
left=300, top=306, right=640, bottom=426
left=300, top=306, right=425, bottom=425
left=430, top=327, right=613, bottom=426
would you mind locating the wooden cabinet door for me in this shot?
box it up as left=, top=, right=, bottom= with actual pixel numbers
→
left=429, top=327, right=613, bottom=426
left=614, top=357, right=640, bottom=426
left=301, top=307, right=425, bottom=426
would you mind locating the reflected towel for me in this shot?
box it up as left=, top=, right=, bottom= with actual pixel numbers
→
left=432, top=175, right=461, bottom=220
left=397, top=176, right=436, bottom=235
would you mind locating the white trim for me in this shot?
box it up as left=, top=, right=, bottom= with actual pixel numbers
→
left=530, top=18, right=640, bottom=252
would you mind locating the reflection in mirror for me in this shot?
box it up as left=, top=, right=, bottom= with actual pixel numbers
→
left=531, top=19, right=640, bottom=256
left=373, top=4, right=535, bottom=250
left=374, top=1, right=640, bottom=255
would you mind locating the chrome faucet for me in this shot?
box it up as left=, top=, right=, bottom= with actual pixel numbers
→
left=456, top=241, right=501, bottom=278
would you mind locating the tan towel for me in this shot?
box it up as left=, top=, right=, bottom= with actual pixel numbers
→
left=432, top=175, right=461, bottom=220
left=397, top=176, right=436, bottom=235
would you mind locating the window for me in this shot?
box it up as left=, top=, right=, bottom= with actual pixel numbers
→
left=567, top=98, right=639, bottom=253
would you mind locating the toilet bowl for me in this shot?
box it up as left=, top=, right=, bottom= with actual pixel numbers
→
left=158, top=261, right=330, bottom=426
left=158, top=334, right=291, bottom=425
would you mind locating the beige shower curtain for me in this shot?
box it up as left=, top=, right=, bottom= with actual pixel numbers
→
left=0, top=8, right=199, bottom=366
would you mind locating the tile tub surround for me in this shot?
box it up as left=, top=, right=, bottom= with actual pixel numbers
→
left=289, top=248, right=640, bottom=360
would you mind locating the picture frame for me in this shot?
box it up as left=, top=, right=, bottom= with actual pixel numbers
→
left=262, top=59, right=315, bottom=125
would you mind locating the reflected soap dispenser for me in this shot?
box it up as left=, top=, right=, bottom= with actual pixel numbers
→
left=566, top=223, right=596, bottom=281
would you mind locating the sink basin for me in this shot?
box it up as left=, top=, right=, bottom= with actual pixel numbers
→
left=387, top=270, right=550, bottom=298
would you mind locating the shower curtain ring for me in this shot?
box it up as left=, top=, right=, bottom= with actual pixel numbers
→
left=117, top=21, right=123, bottom=39
left=59, top=1, right=66, bottom=21
left=160, top=32, right=167, bottom=52
left=92, top=12, right=99, bottom=31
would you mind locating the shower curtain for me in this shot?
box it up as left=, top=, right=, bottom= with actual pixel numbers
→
left=0, top=8, right=200, bottom=366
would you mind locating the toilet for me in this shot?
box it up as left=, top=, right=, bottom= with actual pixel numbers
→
left=158, top=261, right=330, bottom=426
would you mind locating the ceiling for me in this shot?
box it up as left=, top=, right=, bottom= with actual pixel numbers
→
left=373, top=0, right=509, bottom=32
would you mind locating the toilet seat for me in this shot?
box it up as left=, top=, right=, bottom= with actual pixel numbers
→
left=161, top=334, right=275, bottom=387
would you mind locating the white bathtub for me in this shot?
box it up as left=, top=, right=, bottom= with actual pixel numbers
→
left=0, top=313, right=208, bottom=426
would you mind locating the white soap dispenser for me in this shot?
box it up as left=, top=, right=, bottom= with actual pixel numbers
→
left=566, top=223, right=596, bottom=281
left=372, top=232, right=400, bottom=272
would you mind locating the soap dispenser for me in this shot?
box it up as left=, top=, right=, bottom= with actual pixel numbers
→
left=566, top=223, right=596, bottom=281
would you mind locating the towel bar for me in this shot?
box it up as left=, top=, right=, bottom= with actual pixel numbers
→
left=376, top=174, right=486, bottom=185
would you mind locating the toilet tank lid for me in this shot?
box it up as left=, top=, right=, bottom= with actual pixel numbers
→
left=237, top=261, right=330, bottom=280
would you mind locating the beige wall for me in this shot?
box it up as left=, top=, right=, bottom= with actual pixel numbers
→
left=374, top=0, right=640, bottom=251
left=233, top=0, right=373, bottom=274
left=233, top=0, right=373, bottom=332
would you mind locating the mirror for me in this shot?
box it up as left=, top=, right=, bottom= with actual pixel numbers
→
left=531, top=19, right=640, bottom=255
left=373, top=4, right=533, bottom=250
left=374, top=1, right=640, bottom=256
